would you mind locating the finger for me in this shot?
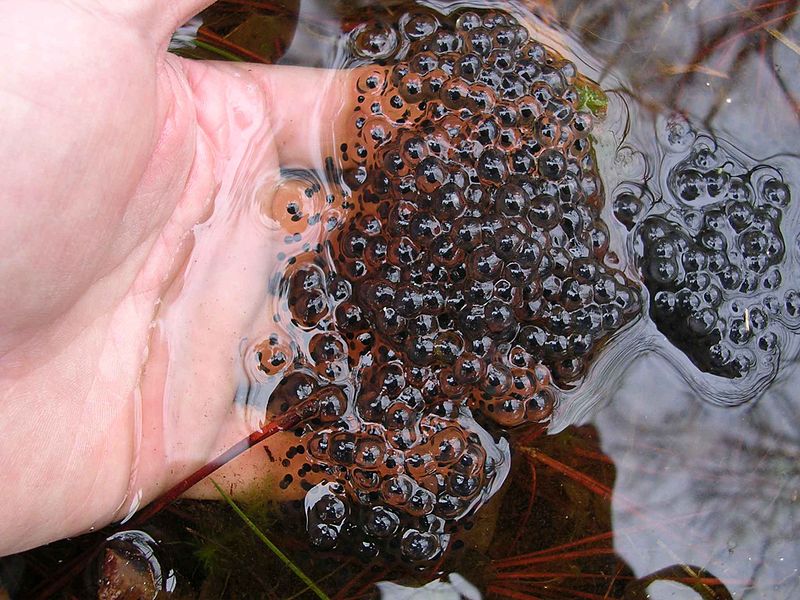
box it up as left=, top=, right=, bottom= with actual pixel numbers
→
left=241, top=63, right=358, bottom=168
left=180, top=60, right=358, bottom=169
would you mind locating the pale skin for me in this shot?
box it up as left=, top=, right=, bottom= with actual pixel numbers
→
left=0, top=0, right=355, bottom=556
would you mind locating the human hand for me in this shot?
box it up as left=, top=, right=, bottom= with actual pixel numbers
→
left=0, top=0, right=350, bottom=556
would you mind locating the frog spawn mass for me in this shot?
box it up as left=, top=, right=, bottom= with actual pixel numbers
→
left=340, top=10, right=642, bottom=392
left=628, top=138, right=798, bottom=379
left=261, top=9, right=641, bottom=562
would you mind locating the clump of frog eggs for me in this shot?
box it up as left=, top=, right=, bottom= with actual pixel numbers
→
left=256, top=8, right=796, bottom=563
left=257, top=7, right=641, bottom=563
left=614, top=137, right=798, bottom=379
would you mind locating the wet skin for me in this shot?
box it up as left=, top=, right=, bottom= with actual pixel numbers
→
left=0, top=0, right=352, bottom=556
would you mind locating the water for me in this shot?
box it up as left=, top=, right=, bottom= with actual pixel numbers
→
left=2, top=1, right=799, bottom=598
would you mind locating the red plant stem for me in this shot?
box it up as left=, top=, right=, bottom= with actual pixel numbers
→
left=604, top=561, right=627, bottom=598
left=500, top=530, right=615, bottom=564
left=509, top=454, right=538, bottom=554
left=332, top=565, right=369, bottom=600
left=494, top=509, right=713, bottom=572
left=570, top=445, right=615, bottom=464
left=486, top=585, right=545, bottom=600
left=494, top=570, right=633, bottom=581
left=523, top=448, right=704, bottom=548
left=493, top=548, right=620, bottom=571
left=33, top=403, right=308, bottom=599
left=130, top=407, right=302, bottom=525
left=500, top=583, right=610, bottom=600
left=221, top=0, right=291, bottom=12
left=525, top=450, right=612, bottom=500
left=706, top=9, right=800, bottom=54
left=535, top=584, right=618, bottom=600
left=348, top=567, right=391, bottom=600
left=515, top=422, right=548, bottom=446
left=703, top=0, right=793, bottom=22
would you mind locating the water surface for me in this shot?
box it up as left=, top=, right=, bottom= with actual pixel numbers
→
left=3, top=1, right=800, bottom=598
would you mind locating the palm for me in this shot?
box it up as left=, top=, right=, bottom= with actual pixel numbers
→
left=0, top=0, right=347, bottom=555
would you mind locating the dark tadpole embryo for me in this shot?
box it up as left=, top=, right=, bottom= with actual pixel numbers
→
left=251, top=6, right=796, bottom=563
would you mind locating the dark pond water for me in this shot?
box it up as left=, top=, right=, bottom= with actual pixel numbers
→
left=2, top=1, right=799, bottom=598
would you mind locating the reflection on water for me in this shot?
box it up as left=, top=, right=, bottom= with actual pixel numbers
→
left=551, top=0, right=800, bottom=155
left=551, top=1, right=800, bottom=597
left=595, top=356, right=799, bottom=599
left=2, top=1, right=799, bottom=598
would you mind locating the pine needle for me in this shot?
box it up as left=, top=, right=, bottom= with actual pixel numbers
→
left=211, top=479, right=330, bottom=600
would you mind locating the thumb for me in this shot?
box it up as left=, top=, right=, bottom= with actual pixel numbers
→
left=243, top=63, right=358, bottom=168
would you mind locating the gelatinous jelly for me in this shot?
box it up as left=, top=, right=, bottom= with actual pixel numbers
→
left=260, top=7, right=642, bottom=562
left=632, top=137, right=795, bottom=378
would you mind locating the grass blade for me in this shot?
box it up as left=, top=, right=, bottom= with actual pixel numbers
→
left=212, top=479, right=330, bottom=600
left=193, top=39, right=246, bottom=61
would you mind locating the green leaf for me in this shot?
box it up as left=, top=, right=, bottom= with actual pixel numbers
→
left=577, top=84, right=609, bottom=116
